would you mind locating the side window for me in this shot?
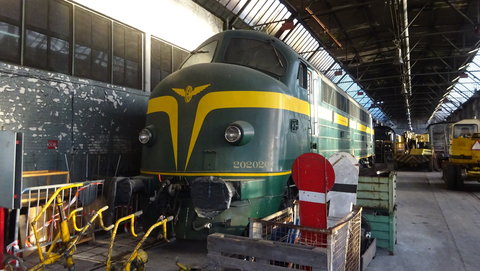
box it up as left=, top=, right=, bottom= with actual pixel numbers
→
left=360, top=110, right=368, bottom=122
left=349, top=102, right=357, bottom=118
left=336, top=92, right=348, bottom=113
left=298, top=62, right=308, bottom=89
left=307, top=70, right=312, bottom=92
left=322, top=81, right=335, bottom=105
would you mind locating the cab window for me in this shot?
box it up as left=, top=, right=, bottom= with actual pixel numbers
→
left=453, top=124, right=477, bottom=138
left=298, top=62, right=308, bottom=89
left=181, top=41, right=218, bottom=68
left=224, top=38, right=286, bottom=78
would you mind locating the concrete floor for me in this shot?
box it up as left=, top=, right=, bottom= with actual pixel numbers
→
left=367, top=171, right=480, bottom=271
left=21, top=171, right=480, bottom=270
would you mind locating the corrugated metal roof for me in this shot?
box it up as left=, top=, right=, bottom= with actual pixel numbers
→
left=194, top=0, right=391, bottom=124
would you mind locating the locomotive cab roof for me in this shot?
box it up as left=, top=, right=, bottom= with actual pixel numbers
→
left=181, top=30, right=306, bottom=89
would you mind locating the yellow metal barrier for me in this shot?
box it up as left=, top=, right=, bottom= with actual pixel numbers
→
left=18, top=181, right=172, bottom=271
left=123, top=216, right=173, bottom=271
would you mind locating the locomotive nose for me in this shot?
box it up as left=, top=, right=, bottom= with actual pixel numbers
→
left=150, top=62, right=290, bottom=99
left=142, top=62, right=295, bottom=173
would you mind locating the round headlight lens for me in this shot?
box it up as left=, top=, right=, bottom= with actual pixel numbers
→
left=225, top=125, right=242, bottom=143
left=138, top=128, right=152, bottom=144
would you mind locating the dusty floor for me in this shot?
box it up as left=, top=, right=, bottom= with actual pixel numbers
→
left=367, top=171, right=480, bottom=271
left=18, top=171, right=480, bottom=270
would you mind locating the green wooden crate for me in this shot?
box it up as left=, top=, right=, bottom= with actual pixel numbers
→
left=363, top=211, right=397, bottom=254
left=357, top=172, right=396, bottom=212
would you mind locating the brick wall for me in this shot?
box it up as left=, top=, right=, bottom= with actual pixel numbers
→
left=0, top=62, right=149, bottom=182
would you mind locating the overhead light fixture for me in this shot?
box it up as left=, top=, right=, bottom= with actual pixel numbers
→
left=393, top=47, right=404, bottom=65
left=401, top=82, right=407, bottom=94
left=393, top=40, right=403, bottom=65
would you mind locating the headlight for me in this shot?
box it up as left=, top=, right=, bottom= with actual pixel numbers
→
left=224, top=121, right=254, bottom=145
left=225, top=125, right=242, bottom=143
left=139, top=128, right=153, bottom=144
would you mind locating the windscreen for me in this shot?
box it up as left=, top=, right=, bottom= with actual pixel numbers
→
left=181, top=41, right=218, bottom=68
left=453, top=124, right=478, bottom=138
left=224, top=38, right=286, bottom=77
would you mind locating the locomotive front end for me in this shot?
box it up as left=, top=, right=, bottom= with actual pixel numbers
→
left=140, top=33, right=310, bottom=238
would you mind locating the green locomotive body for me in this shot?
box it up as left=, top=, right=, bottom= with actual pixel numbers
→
left=140, top=30, right=373, bottom=239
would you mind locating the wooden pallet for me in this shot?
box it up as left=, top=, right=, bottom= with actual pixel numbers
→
left=207, top=233, right=328, bottom=271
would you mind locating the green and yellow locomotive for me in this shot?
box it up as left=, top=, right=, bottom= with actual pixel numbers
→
left=139, top=30, right=374, bottom=239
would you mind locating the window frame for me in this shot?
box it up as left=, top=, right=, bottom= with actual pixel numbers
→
left=0, top=0, right=22, bottom=64
left=24, top=0, right=73, bottom=74
left=73, top=6, right=112, bottom=83
left=112, top=21, right=143, bottom=90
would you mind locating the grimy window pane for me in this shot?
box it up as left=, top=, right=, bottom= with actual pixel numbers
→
left=151, top=38, right=173, bottom=90
left=0, top=0, right=21, bottom=63
left=75, top=44, right=92, bottom=78
left=160, top=43, right=173, bottom=76
left=0, top=0, right=21, bottom=23
left=25, top=0, right=71, bottom=74
left=113, top=22, right=142, bottom=89
left=92, top=16, right=110, bottom=51
left=172, top=47, right=188, bottom=71
left=125, top=59, right=139, bottom=88
left=113, top=23, right=126, bottom=86
left=49, top=36, right=69, bottom=73
left=74, top=9, right=92, bottom=78
left=25, top=0, right=48, bottom=30
left=75, top=9, right=91, bottom=45
left=0, top=22, right=20, bottom=63
left=74, top=8, right=110, bottom=83
left=125, top=30, right=141, bottom=88
left=49, top=0, right=70, bottom=37
left=91, top=49, right=109, bottom=82
left=25, top=30, right=48, bottom=69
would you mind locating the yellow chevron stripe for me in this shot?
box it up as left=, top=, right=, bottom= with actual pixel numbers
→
left=146, top=90, right=374, bottom=170
left=147, top=96, right=178, bottom=170
left=185, top=91, right=310, bottom=169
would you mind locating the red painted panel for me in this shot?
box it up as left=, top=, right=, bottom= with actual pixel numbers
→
left=292, top=153, right=335, bottom=246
